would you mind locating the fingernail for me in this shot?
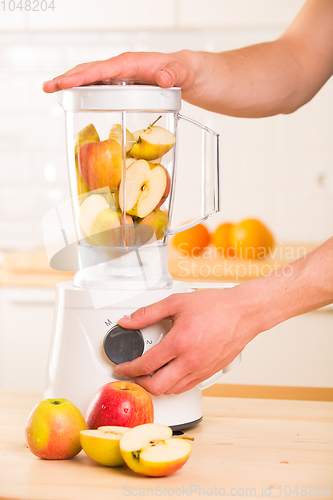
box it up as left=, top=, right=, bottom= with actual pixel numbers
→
left=160, top=69, right=172, bottom=86
left=42, top=80, right=51, bottom=86
left=120, top=315, right=131, bottom=323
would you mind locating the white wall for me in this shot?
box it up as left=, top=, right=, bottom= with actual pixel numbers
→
left=1, top=0, right=332, bottom=250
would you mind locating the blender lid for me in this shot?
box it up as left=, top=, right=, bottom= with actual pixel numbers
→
left=56, top=84, right=182, bottom=112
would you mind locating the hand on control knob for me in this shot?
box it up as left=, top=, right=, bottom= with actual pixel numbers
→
left=114, top=286, right=256, bottom=396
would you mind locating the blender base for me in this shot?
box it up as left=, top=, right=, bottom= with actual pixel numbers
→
left=44, top=280, right=207, bottom=430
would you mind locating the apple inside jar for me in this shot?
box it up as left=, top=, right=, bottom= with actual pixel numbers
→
left=75, top=121, right=174, bottom=247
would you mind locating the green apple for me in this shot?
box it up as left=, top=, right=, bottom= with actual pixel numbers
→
left=129, top=126, right=175, bottom=161
left=79, top=139, right=122, bottom=192
left=93, top=208, right=135, bottom=247
left=136, top=209, right=169, bottom=242
left=118, top=160, right=170, bottom=218
left=119, top=423, right=192, bottom=477
left=79, top=194, right=110, bottom=245
left=25, top=398, right=87, bottom=460
left=108, top=124, right=135, bottom=154
left=80, top=426, right=130, bottom=466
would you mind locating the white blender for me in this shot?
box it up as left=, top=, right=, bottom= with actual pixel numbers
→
left=44, top=81, right=241, bottom=430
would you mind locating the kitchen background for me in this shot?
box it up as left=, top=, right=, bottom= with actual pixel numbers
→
left=0, top=0, right=332, bottom=394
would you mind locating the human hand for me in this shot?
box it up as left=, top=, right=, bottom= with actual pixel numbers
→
left=114, top=287, right=257, bottom=396
left=42, top=50, right=200, bottom=98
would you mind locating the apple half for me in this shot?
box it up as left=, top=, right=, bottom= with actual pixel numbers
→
left=79, top=194, right=110, bottom=245
left=93, top=208, right=134, bottom=247
left=79, top=139, right=122, bottom=192
left=80, top=426, right=130, bottom=467
left=118, top=160, right=171, bottom=218
left=119, top=423, right=192, bottom=477
left=130, top=126, right=175, bottom=161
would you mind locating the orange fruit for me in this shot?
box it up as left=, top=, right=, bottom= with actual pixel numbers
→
left=211, top=222, right=235, bottom=258
left=230, top=219, right=275, bottom=259
left=173, top=223, right=210, bottom=257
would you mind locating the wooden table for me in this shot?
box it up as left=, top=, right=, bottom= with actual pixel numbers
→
left=0, top=391, right=332, bottom=500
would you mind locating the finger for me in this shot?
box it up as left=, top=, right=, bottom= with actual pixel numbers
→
left=56, top=60, right=122, bottom=90
left=52, top=52, right=155, bottom=92
left=132, top=356, right=193, bottom=396
left=118, top=294, right=181, bottom=330
left=155, top=60, right=191, bottom=90
left=42, top=62, right=93, bottom=93
left=114, top=332, right=177, bottom=378
left=164, top=373, right=203, bottom=395
left=174, top=377, right=204, bottom=395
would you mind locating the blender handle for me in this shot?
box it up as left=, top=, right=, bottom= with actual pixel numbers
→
left=167, top=113, right=220, bottom=236
left=197, top=354, right=242, bottom=390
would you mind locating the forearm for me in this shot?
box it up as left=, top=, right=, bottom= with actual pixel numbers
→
left=241, top=237, right=333, bottom=340
left=181, top=0, right=333, bottom=118
left=182, top=40, right=304, bottom=117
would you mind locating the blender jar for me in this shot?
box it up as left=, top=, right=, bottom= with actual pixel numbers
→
left=55, top=82, right=220, bottom=290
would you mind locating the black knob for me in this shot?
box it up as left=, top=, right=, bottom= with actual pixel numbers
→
left=103, top=325, right=144, bottom=365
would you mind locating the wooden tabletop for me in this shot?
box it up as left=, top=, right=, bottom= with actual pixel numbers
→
left=0, top=391, right=332, bottom=500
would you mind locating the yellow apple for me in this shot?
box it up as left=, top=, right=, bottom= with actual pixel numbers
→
left=80, top=426, right=130, bottom=466
left=25, top=399, right=87, bottom=460
left=108, top=124, right=135, bottom=154
left=129, top=126, right=175, bottom=161
left=119, top=423, right=192, bottom=477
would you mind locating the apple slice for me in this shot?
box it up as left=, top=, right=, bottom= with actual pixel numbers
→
left=129, top=126, right=175, bottom=161
left=109, top=124, right=135, bottom=154
left=74, top=124, right=100, bottom=200
left=80, top=426, right=130, bottom=467
left=79, top=194, right=110, bottom=245
left=118, top=160, right=170, bottom=218
left=119, top=423, right=192, bottom=477
left=93, top=208, right=135, bottom=247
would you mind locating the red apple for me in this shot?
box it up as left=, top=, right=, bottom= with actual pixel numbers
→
left=85, top=381, right=154, bottom=430
left=154, top=164, right=171, bottom=210
left=79, top=139, right=122, bottom=192
left=136, top=209, right=169, bottom=243
left=25, top=398, right=87, bottom=460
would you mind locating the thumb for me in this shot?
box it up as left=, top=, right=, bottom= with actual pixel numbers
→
left=155, top=60, right=191, bottom=90
left=118, top=295, right=178, bottom=330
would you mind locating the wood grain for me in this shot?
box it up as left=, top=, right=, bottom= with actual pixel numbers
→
left=0, top=390, right=332, bottom=500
